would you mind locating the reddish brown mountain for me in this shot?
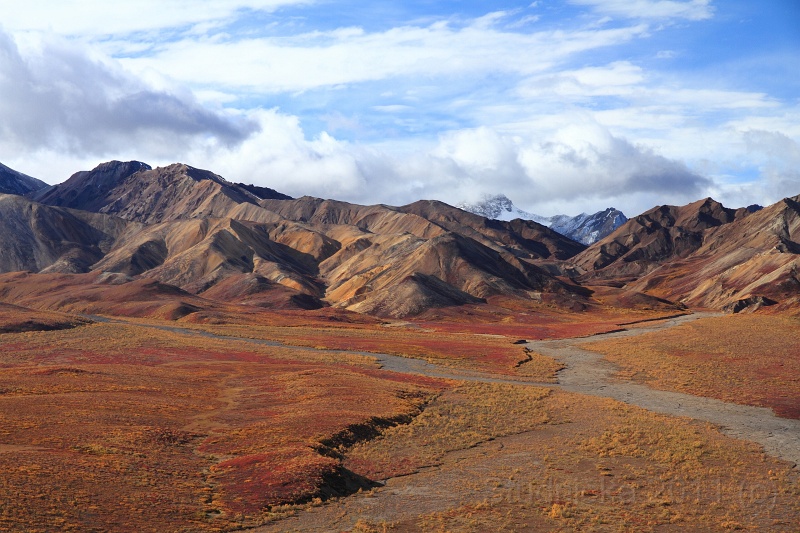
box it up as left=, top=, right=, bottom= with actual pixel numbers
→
left=6, top=159, right=795, bottom=317
left=0, top=193, right=133, bottom=274
left=1, top=161, right=589, bottom=318
left=31, top=161, right=291, bottom=223
left=574, top=196, right=799, bottom=312
left=572, top=198, right=754, bottom=281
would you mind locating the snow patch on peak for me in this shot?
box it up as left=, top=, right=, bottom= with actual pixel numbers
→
left=457, top=194, right=627, bottom=245
left=456, top=194, right=551, bottom=225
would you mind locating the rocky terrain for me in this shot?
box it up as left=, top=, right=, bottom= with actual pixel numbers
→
left=572, top=197, right=799, bottom=312
left=0, top=160, right=797, bottom=317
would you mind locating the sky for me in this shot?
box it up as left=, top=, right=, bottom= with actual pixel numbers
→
left=1, top=0, right=798, bottom=217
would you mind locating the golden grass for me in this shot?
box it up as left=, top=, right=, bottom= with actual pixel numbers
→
left=345, top=382, right=554, bottom=480
left=334, top=388, right=800, bottom=532
left=584, top=314, right=800, bottom=418
left=542, top=393, right=800, bottom=530
left=0, top=303, right=88, bottom=334
left=514, top=349, right=565, bottom=382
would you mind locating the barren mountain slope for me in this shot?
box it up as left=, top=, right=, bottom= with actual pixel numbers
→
left=30, top=160, right=152, bottom=209
left=572, top=197, right=755, bottom=282
left=0, top=271, right=223, bottom=320
left=94, top=217, right=325, bottom=302
left=0, top=162, right=48, bottom=196
left=627, top=195, right=800, bottom=311
left=259, top=197, right=449, bottom=240
left=322, top=231, right=575, bottom=317
left=398, top=200, right=586, bottom=260
left=0, top=194, right=134, bottom=274
left=0, top=160, right=617, bottom=318
left=255, top=196, right=588, bottom=315
left=31, top=160, right=290, bottom=224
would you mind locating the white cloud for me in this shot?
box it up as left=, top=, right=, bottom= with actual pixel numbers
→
left=570, top=0, right=714, bottom=21
left=184, top=108, right=368, bottom=198
left=116, top=19, right=648, bottom=94
left=174, top=109, right=715, bottom=217
left=0, top=29, right=257, bottom=157
left=1, top=2, right=796, bottom=220
left=518, top=61, right=645, bottom=98
left=1, top=0, right=314, bottom=36
left=742, top=130, right=800, bottom=199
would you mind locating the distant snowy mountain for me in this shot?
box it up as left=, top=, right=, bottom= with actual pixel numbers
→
left=457, top=194, right=627, bottom=245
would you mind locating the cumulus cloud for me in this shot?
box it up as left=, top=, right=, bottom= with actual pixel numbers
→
left=0, top=29, right=257, bottom=157
left=422, top=123, right=712, bottom=214
left=742, top=130, right=800, bottom=200
left=174, top=108, right=713, bottom=217
left=184, top=108, right=368, bottom=198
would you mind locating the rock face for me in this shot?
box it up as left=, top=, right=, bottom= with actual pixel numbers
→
left=574, top=196, right=800, bottom=312
left=723, top=296, right=778, bottom=314
left=572, top=198, right=744, bottom=279
left=457, top=194, right=627, bottom=244
left=31, top=161, right=293, bottom=224
left=1, top=161, right=589, bottom=317
left=0, top=162, right=48, bottom=196
left=548, top=208, right=628, bottom=246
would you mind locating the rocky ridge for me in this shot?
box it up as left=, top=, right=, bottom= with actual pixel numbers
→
left=0, top=161, right=589, bottom=318
left=0, top=160, right=796, bottom=317
left=457, top=194, right=627, bottom=244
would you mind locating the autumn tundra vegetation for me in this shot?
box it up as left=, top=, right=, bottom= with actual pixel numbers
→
left=0, top=161, right=798, bottom=531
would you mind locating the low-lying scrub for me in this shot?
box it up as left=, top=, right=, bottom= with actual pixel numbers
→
left=0, top=322, right=448, bottom=532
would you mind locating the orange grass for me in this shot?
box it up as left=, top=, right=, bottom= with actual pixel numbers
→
left=585, top=314, right=800, bottom=419
left=412, top=300, right=683, bottom=340
left=178, top=321, right=533, bottom=373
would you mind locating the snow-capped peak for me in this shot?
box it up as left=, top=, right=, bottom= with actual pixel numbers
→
left=457, top=194, right=627, bottom=245
left=456, top=194, right=551, bottom=225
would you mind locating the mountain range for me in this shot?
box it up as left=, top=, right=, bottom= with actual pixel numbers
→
left=456, top=194, right=627, bottom=245
left=0, top=160, right=797, bottom=318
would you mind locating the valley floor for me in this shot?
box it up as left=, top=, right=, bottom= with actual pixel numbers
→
left=0, top=310, right=798, bottom=531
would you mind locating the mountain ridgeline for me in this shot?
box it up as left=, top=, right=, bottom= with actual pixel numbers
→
left=0, top=159, right=797, bottom=318
left=456, top=194, right=627, bottom=245
left=0, top=160, right=588, bottom=318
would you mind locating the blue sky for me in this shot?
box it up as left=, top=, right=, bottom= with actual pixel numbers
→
left=1, top=0, right=798, bottom=216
